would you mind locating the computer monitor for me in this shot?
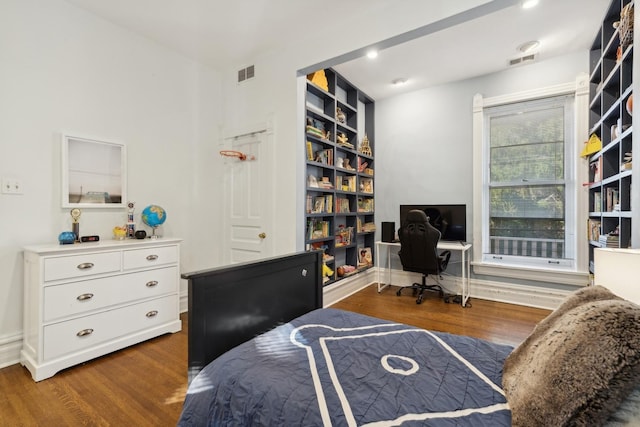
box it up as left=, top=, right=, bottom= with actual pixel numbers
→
left=399, top=204, right=467, bottom=242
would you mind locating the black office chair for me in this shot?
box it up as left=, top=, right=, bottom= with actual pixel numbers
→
left=396, top=209, right=451, bottom=304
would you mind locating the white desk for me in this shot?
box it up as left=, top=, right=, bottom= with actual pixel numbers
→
left=375, top=240, right=472, bottom=307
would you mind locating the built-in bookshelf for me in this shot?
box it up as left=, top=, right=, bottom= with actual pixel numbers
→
left=587, top=0, right=635, bottom=273
left=305, top=68, right=375, bottom=285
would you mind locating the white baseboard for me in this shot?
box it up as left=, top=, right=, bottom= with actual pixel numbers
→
left=0, top=332, right=22, bottom=370
left=469, top=277, right=570, bottom=310
left=325, top=268, right=570, bottom=311
left=180, top=291, right=188, bottom=313
left=323, top=269, right=375, bottom=306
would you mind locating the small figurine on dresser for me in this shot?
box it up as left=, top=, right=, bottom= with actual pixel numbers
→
left=126, top=202, right=136, bottom=238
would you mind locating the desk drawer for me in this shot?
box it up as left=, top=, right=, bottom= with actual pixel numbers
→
left=44, top=252, right=121, bottom=282
left=123, top=245, right=178, bottom=270
left=43, top=295, right=178, bottom=361
left=43, top=266, right=178, bottom=322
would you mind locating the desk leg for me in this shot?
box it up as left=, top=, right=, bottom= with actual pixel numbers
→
left=461, top=250, right=470, bottom=307
left=376, top=242, right=392, bottom=292
left=376, top=243, right=382, bottom=292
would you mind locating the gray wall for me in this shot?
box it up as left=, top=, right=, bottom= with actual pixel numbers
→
left=375, top=50, right=587, bottom=285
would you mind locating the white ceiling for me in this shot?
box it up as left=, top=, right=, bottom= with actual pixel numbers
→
left=63, top=0, right=611, bottom=100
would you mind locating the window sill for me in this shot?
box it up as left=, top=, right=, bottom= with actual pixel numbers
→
left=471, top=261, right=589, bottom=286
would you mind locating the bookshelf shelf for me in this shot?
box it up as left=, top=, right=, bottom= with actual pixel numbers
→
left=587, top=0, right=636, bottom=274
left=304, top=68, right=375, bottom=285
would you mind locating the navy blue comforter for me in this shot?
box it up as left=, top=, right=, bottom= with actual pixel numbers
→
left=179, top=308, right=512, bottom=426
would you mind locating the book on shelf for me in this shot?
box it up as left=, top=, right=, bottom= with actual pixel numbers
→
left=605, top=187, right=620, bottom=212
left=587, top=218, right=601, bottom=241
left=306, top=141, right=313, bottom=161
left=341, top=175, right=356, bottom=192
left=357, top=197, right=374, bottom=213
left=357, top=247, right=373, bottom=267
left=325, top=195, right=333, bottom=214
left=598, top=233, right=619, bottom=248
left=306, top=195, right=312, bottom=213
left=590, top=157, right=602, bottom=182
left=593, top=192, right=601, bottom=212
left=307, top=219, right=330, bottom=240
left=336, top=197, right=350, bottom=213
left=312, top=196, right=325, bottom=214
left=363, top=222, right=376, bottom=232
left=360, top=177, right=373, bottom=193
left=335, top=226, right=353, bottom=247
left=314, top=149, right=333, bottom=166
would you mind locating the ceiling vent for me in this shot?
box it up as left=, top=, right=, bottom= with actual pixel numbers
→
left=238, top=65, right=255, bottom=83
left=509, top=53, right=537, bottom=66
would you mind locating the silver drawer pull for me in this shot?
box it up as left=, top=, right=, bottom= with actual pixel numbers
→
left=76, top=293, right=94, bottom=301
left=146, top=255, right=158, bottom=261
left=146, top=281, right=158, bottom=287
left=77, top=262, right=94, bottom=270
left=76, top=328, right=94, bottom=337
left=146, top=310, right=158, bottom=318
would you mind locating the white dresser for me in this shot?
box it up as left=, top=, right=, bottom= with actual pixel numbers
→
left=21, top=238, right=182, bottom=381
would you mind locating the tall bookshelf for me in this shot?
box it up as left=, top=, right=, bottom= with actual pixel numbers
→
left=587, top=0, right=635, bottom=273
left=304, top=68, right=375, bottom=285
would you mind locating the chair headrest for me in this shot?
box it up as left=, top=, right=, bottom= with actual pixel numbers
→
left=406, top=209, right=429, bottom=223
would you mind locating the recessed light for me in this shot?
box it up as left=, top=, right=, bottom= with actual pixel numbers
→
left=518, top=40, right=540, bottom=53
left=366, top=50, right=378, bottom=59
left=521, top=0, right=539, bottom=9
left=392, top=78, right=407, bottom=85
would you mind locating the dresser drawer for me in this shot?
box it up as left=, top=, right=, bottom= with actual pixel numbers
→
left=123, top=245, right=178, bottom=270
left=43, top=295, right=178, bottom=361
left=44, top=251, right=121, bottom=282
left=43, top=266, right=178, bottom=322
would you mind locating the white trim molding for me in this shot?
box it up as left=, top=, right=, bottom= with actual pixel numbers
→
left=326, top=267, right=570, bottom=311
left=472, top=74, right=591, bottom=282
left=0, top=332, right=22, bottom=370
left=324, top=269, right=375, bottom=306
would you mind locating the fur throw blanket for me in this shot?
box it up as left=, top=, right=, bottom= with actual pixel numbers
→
left=502, top=286, right=640, bottom=426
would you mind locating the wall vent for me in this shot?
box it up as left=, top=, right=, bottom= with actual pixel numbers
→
left=509, top=54, right=536, bottom=66
left=238, top=65, right=255, bottom=83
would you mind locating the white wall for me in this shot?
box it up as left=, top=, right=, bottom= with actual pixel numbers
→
left=0, top=0, right=222, bottom=356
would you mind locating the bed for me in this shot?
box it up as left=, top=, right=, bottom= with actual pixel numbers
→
left=179, top=252, right=640, bottom=426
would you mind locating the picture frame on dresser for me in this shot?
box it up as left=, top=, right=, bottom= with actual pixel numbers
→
left=62, top=134, right=127, bottom=208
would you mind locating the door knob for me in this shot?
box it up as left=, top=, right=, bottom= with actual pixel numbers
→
left=258, top=232, right=266, bottom=239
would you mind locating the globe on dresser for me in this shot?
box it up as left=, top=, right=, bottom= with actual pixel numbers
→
left=141, top=205, right=166, bottom=239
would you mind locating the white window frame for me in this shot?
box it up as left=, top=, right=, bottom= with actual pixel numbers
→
left=471, top=76, right=590, bottom=286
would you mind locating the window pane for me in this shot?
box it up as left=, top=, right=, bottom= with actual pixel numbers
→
left=490, top=185, right=564, bottom=219
left=487, top=99, right=567, bottom=260
left=490, top=107, right=564, bottom=182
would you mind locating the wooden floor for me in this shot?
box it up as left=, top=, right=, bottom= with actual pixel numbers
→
left=0, top=284, right=551, bottom=426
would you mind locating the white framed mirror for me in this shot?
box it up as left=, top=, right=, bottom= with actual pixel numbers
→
left=62, top=134, right=127, bottom=208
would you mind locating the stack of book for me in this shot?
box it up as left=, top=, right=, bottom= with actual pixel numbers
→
left=598, top=233, right=619, bottom=248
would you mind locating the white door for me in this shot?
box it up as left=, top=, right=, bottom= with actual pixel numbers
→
left=222, top=128, right=273, bottom=264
